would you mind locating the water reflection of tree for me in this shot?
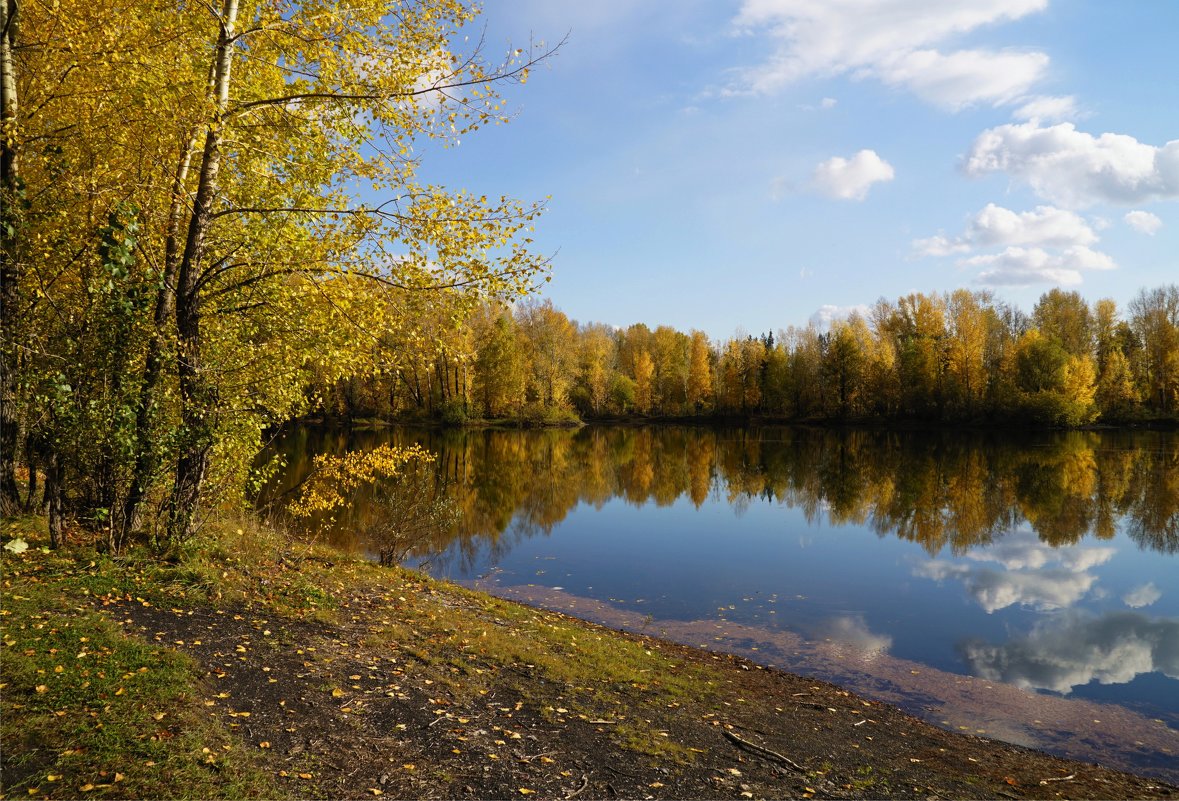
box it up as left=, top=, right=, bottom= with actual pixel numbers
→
left=262, top=425, right=1179, bottom=565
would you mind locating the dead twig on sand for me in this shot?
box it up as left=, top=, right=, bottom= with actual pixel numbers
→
left=1040, top=774, right=1076, bottom=785
left=564, top=774, right=590, bottom=799
left=721, top=728, right=808, bottom=774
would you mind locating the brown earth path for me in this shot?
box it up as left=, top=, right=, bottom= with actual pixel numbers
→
left=108, top=576, right=1178, bottom=800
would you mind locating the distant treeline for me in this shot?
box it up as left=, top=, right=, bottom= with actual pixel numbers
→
left=314, top=285, right=1179, bottom=427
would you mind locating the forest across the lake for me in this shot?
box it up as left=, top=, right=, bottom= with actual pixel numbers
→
left=315, top=287, right=1179, bottom=430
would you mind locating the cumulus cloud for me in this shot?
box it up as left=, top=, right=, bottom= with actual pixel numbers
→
left=1012, top=94, right=1079, bottom=123
left=965, top=122, right=1179, bottom=207
left=961, top=612, right=1179, bottom=693
left=912, top=203, right=1115, bottom=287
left=914, top=529, right=1115, bottom=612
left=730, top=0, right=1050, bottom=109
left=969, top=204, right=1098, bottom=248
left=965, top=246, right=1116, bottom=287
left=914, top=204, right=1098, bottom=257
left=812, top=149, right=895, bottom=200
left=810, top=303, right=871, bottom=329
left=1123, top=583, right=1162, bottom=609
left=945, top=238, right=1118, bottom=287
left=876, top=48, right=1048, bottom=111
left=1124, top=210, right=1163, bottom=235
left=911, top=234, right=972, bottom=258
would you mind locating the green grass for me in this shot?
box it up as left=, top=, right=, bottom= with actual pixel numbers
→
left=3, top=510, right=723, bottom=793
left=1, top=518, right=276, bottom=799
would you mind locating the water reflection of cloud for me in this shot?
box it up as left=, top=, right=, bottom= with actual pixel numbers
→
left=816, top=615, right=892, bottom=662
left=963, top=529, right=1115, bottom=572
left=1123, top=583, right=1162, bottom=609
left=915, top=561, right=1098, bottom=613
left=913, top=529, right=1114, bottom=613
left=961, top=612, right=1179, bottom=694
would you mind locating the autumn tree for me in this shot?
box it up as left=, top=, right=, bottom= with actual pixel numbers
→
left=822, top=322, right=864, bottom=418
left=882, top=293, right=946, bottom=416
left=1128, top=285, right=1179, bottom=416
left=632, top=349, right=655, bottom=414
left=577, top=322, right=617, bottom=416
left=945, top=290, right=992, bottom=416
left=1033, top=288, right=1093, bottom=358
left=5, top=0, right=555, bottom=546
left=686, top=330, right=713, bottom=413
left=517, top=299, right=576, bottom=409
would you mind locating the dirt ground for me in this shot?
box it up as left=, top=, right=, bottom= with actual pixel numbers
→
left=108, top=577, right=1178, bottom=800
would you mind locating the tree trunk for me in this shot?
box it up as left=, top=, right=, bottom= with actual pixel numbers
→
left=168, top=0, right=239, bottom=543
left=22, top=431, right=36, bottom=512
left=122, top=138, right=196, bottom=538
left=45, top=451, right=64, bottom=548
left=0, top=0, right=23, bottom=514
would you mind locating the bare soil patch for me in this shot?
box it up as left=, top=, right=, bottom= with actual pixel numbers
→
left=109, top=575, right=1178, bottom=800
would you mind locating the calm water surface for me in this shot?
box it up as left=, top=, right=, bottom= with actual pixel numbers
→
left=264, top=425, right=1179, bottom=781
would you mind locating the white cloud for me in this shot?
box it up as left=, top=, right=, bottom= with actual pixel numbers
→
left=730, top=0, right=1050, bottom=109
left=965, top=122, right=1179, bottom=207
left=1012, top=94, right=1079, bottom=123
left=913, top=204, right=1114, bottom=287
left=810, top=303, right=871, bottom=329
left=876, top=48, right=1048, bottom=111
left=812, top=149, right=895, bottom=200
left=1123, top=583, right=1162, bottom=609
left=820, top=96, right=838, bottom=109
left=961, top=612, right=1179, bottom=694
left=1124, top=210, right=1163, bottom=235
left=967, top=204, right=1098, bottom=248
left=912, top=234, right=972, bottom=258
left=965, top=246, right=1116, bottom=287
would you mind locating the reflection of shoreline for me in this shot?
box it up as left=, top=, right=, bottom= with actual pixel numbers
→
left=473, top=580, right=1179, bottom=784
left=264, top=425, right=1179, bottom=559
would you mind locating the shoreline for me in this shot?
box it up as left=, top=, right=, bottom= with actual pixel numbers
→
left=477, top=580, right=1179, bottom=786
left=3, top=516, right=1176, bottom=799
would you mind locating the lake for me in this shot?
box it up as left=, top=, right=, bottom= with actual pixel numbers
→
left=263, top=424, right=1179, bottom=782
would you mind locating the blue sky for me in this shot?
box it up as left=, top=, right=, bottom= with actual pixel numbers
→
left=419, top=1, right=1178, bottom=340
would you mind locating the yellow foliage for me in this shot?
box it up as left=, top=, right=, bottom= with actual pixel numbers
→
left=288, top=444, right=434, bottom=520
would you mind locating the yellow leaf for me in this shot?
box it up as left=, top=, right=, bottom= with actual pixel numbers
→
left=368, top=790, right=383, bottom=797
left=35, top=685, right=48, bottom=694
left=331, top=688, right=344, bottom=698
left=518, top=790, right=535, bottom=796
left=259, top=741, right=271, bottom=749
